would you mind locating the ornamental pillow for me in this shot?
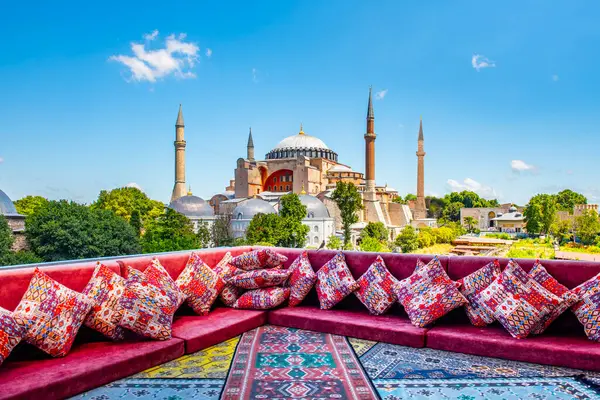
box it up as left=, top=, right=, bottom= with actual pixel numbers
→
left=472, top=260, right=563, bottom=339
left=355, top=256, right=399, bottom=315
left=144, top=258, right=187, bottom=309
left=233, top=287, right=290, bottom=310
left=230, top=249, right=288, bottom=270
left=0, top=306, right=26, bottom=366
left=13, top=268, right=94, bottom=357
left=176, top=252, right=225, bottom=315
left=457, top=260, right=501, bottom=327
left=227, top=269, right=291, bottom=289
left=394, top=257, right=467, bottom=328
left=213, top=252, right=245, bottom=307
left=116, top=267, right=180, bottom=340
left=316, top=252, right=359, bottom=310
left=529, top=261, right=579, bottom=335
left=571, top=273, right=600, bottom=341
left=81, top=262, right=126, bottom=340
left=287, top=252, right=317, bottom=307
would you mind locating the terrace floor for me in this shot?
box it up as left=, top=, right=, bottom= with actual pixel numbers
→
left=72, top=325, right=600, bottom=400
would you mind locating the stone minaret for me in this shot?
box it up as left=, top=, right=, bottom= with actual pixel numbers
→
left=364, top=87, right=376, bottom=199
left=414, top=117, right=427, bottom=219
left=247, top=127, right=255, bottom=162
left=171, top=105, right=187, bottom=202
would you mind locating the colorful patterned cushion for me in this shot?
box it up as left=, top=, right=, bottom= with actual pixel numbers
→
left=287, top=252, right=317, bottom=307
left=571, top=273, right=600, bottom=341
left=315, top=252, right=359, bottom=310
left=529, top=261, right=579, bottom=334
left=13, top=268, right=94, bottom=357
left=0, top=306, right=26, bottom=366
left=230, top=249, right=288, bottom=270
left=213, top=252, right=244, bottom=307
left=116, top=267, right=180, bottom=340
left=227, top=268, right=291, bottom=289
left=81, top=262, right=126, bottom=340
left=176, top=252, right=225, bottom=315
left=457, top=260, right=501, bottom=327
left=472, top=260, right=563, bottom=339
left=354, top=256, right=399, bottom=315
left=144, top=258, right=187, bottom=309
left=233, top=287, right=290, bottom=310
left=394, top=257, right=467, bottom=328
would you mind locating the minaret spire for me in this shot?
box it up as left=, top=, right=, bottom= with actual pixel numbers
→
left=176, top=104, right=184, bottom=127
left=367, top=86, right=374, bottom=121
left=171, top=104, right=187, bottom=202
left=364, top=86, right=376, bottom=198
left=415, top=117, right=427, bottom=219
left=418, top=116, right=424, bottom=141
left=247, top=127, right=255, bottom=162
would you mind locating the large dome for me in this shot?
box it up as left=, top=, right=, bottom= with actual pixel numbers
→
left=0, top=189, right=20, bottom=217
left=266, top=126, right=338, bottom=162
left=168, top=195, right=214, bottom=218
left=233, top=198, right=275, bottom=220
left=273, top=134, right=329, bottom=151
left=299, top=194, right=330, bottom=219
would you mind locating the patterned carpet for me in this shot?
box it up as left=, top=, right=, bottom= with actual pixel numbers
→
left=72, top=325, right=600, bottom=400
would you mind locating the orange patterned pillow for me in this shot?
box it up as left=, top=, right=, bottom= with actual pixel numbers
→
left=233, top=287, right=290, bottom=310
left=176, top=252, right=225, bottom=315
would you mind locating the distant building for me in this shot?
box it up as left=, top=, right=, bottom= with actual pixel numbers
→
left=460, top=204, right=520, bottom=231
left=489, top=206, right=526, bottom=234
left=0, top=189, right=27, bottom=251
left=167, top=190, right=216, bottom=233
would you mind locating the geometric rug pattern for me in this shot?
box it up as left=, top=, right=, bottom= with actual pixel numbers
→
left=71, top=325, right=600, bottom=400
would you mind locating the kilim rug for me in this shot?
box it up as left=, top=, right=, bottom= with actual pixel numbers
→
left=221, top=325, right=378, bottom=400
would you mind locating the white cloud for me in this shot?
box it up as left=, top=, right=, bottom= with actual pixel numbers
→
left=375, top=89, right=388, bottom=100
left=511, top=159, right=536, bottom=173
left=472, top=54, right=495, bottom=71
left=144, top=29, right=159, bottom=41
left=110, top=30, right=201, bottom=83
left=447, top=178, right=498, bottom=199
left=205, top=48, right=212, bottom=58
left=552, top=74, right=559, bottom=82
left=252, top=68, right=258, bottom=83
left=126, top=182, right=143, bottom=191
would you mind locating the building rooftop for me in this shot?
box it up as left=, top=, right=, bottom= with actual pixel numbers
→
left=0, top=189, right=22, bottom=217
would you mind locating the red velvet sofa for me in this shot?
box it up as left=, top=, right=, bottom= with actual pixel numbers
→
left=1, top=247, right=599, bottom=399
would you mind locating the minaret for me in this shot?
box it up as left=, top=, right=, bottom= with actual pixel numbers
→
left=247, top=127, right=255, bottom=162
left=414, top=117, right=427, bottom=219
left=171, top=105, right=187, bottom=202
left=364, top=87, right=376, bottom=199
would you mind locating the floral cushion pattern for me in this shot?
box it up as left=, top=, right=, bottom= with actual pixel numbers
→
left=472, top=260, right=563, bottom=339
left=571, top=272, right=600, bottom=341
left=144, top=258, right=187, bottom=309
left=0, top=306, right=26, bottom=366
left=315, top=252, right=359, bottom=310
left=213, top=252, right=244, bottom=307
left=227, top=269, right=291, bottom=289
left=233, top=287, right=290, bottom=310
left=81, top=262, right=126, bottom=340
left=13, top=268, right=94, bottom=357
left=176, top=252, right=225, bottom=315
left=116, top=267, right=180, bottom=340
left=457, top=260, right=501, bottom=327
left=529, top=261, right=579, bottom=334
left=394, top=257, right=467, bottom=328
left=230, top=249, right=288, bottom=270
left=355, top=256, right=399, bottom=315
left=287, top=252, right=317, bottom=307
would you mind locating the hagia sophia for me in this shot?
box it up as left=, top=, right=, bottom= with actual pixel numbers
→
left=167, top=88, right=435, bottom=246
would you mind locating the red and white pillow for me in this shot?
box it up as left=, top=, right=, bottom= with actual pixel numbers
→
left=287, top=252, right=317, bottom=307
left=144, top=259, right=187, bottom=309
left=176, top=252, right=225, bottom=315
left=355, top=256, right=399, bottom=315
left=230, top=249, right=288, bottom=271
left=571, top=272, right=600, bottom=342
left=233, top=287, right=290, bottom=310
left=227, top=269, right=291, bottom=289
left=457, top=260, right=501, bottom=327
left=13, top=268, right=94, bottom=357
left=213, top=252, right=244, bottom=307
left=315, top=252, right=359, bottom=310
left=0, top=306, right=26, bottom=366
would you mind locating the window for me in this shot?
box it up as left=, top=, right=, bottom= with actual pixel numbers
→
left=268, top=186, right=272, bottom=191
left=237, top=213, right=243, bottom=220
left=308, top=212, right=314, bottom=218
left=314, top=236, right=319, bottom=244
left=314, top=226, right=319, bottom=232
left=274, top=177, right=278, bottom=183
left=286, top=185, right=290, bottom=191
left=280, top=185, right=283, bottom=191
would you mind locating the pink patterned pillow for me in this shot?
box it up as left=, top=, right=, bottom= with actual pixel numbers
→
left=287, top=252, right=317, bottom=307
left=213, top=252, right=244, bottom=307
left=457, top=260, right=501, bottom=327
left=227, top=268, right=291, bottom=289
left=13, top=268, right=94, bottom=357
left=233, top=287, right=290, bottom=310
left=315, top=252, right=359, bottom=310
left=0, top=306, right=26, bottom=366
left=529, top=261, right=579, bottom=334
left=394, top=257, right=467, bottom=328
left=571, top=273, right=600, bottom=341
left=144, top=258, right=187, bottom=309
left=472, top=260, right=563, bottom=339
left=355, top=256, right=399, bottom=315
left=230, top=249, right=288, bottom=270
left=81, top=262, right=126, bottom=340
left=176, top=252, right=225, bottom=315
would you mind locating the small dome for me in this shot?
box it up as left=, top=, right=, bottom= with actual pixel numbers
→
left=233, top=198, right=275, bottom=220
left=328, top=165, right=353, bottom=173
left=0, top=189, right=20, bottom=217
left=509, top=206, right=517, bottom=213
left=168, top=195, right=214, bottom=218
left=299, top=194, right=330, bottom=219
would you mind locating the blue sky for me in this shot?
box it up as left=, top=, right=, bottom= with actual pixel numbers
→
left=1, top=1, right=599, bottom=206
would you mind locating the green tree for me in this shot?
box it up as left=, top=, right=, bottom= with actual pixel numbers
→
left=555, top=189, right=587, bottom=212
left=0, top=215, right=14, bottom=256
left=417, top=229, right=436, bottom=248
left=524, top=194, right=557, bottom=235
left=463, top=216, right=478, bottom=233
left=331, top=182, right=363, bottom=247
left=141, top=208, right=199, bottom=253
left=426, top=196, right=447, bottom=219
left=432, top=226, right=456, bottom=244
left=360, top=236, right=390, bottom=252
left=326, top=235, right=342, bottom=250
left=360, top=222, right=388, bottom=242
left=13, top=195, right=49, bottom=216
left=550, top=218, right=573, bottom=243
left=0, top=251, right=43, bottom=267
left=278, top=193, right=309, bottom=248
left=197, top=221, right=211, bottom=248
left=245, top=213, right=283, bottom=246
left=92, top=187, right=164, bottom=223
left=442, top=201, right=463, bottom=222
left=395, top=225, right=419, bottom=253
left=26, top=200, right=141, bottom=261
left=212, top=214, right=234, bottom=247
left=130, top=209, right=142, bottom=236
left=575, top=209, right=600, bottom=245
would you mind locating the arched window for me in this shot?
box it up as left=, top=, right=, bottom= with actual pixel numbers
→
left=314, top=236, right=319, bottom=244
left=308, top=212, right=315, bottom=218
left=237, top=213, right=243, bottom=220
left=314, top=225, right=319, bottom=232
left=280, top=185, right=283, bottom=191
left=286, top=185, right=290, bottom=191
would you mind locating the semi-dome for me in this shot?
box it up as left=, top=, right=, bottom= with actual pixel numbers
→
left=299, top=194, right=330, bottom=219
left=0, top=189, right=20, bottom=217
left=168, top=195, right=214, bottom=218
left=328, top=165, right=353, bottom=173
left=233, top=198, right=276, bottom=220
left=266, top=125, right=338, bottom=162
